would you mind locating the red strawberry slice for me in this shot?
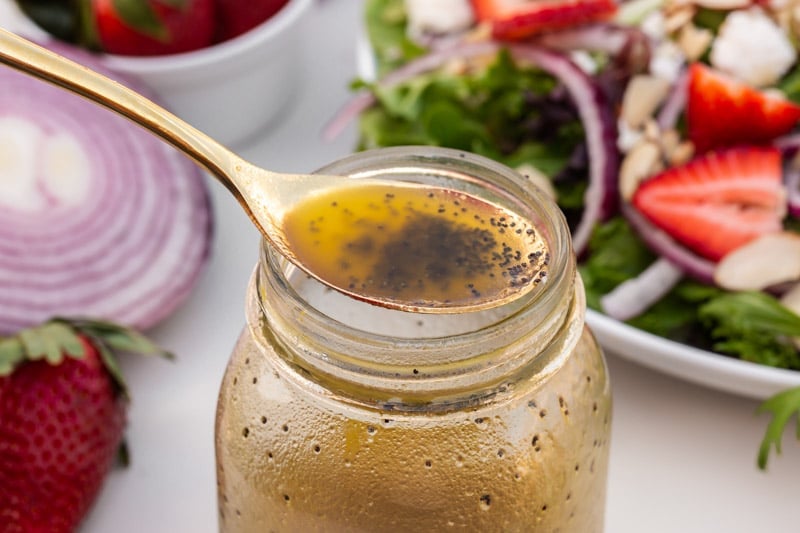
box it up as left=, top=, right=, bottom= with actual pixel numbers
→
left=471, top=0, right=618, bottom=41
left=687, top=63, right=800, bottom=154
left=91, top=0, right=215, bottom=56
left=631, top=147, right=786, bottom=261
left=215, top=0, right=290, bottom=42
left=0, top=319, right=170, bottom=531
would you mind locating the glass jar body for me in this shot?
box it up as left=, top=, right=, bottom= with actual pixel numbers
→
left=216, top=286, right=610, bottom=532
left=214, top=147, right=611, bottom=532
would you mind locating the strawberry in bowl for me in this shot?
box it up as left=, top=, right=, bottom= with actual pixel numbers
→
left=9, top=0, right=312, bottom=145
left=91, top=0, right=217, bottom=56
left=15, top=0, right=292, bottom=55
left=216, top=0, right=291, bottom=42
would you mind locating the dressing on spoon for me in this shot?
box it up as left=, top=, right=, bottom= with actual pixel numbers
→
left=0, top=29, right=546, bottom=312
left=284, top=182, right=548, bottom=311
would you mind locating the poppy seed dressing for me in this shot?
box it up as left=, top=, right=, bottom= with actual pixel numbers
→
left=282, top=183, right=549, bottom=308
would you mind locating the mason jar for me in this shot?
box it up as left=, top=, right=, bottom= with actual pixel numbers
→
left=215, top=146, right=611, bottom=532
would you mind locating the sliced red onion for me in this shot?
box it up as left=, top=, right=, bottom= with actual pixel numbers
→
left=775, top=133, right=800, bottom=158
left=0, top=41, right=212, bottom=335
left=325, top=39, right=620, bottom=256
left=656, top=67, right=688, bottom=131
left=600, top=257, right=683, bottom=321
left=534, top=23, right=641, bottom=56
left=322, top=92, right=376, bottom=142
left=507, top=44, right=619, bottom=256
left=621, top=202, right=715, bottom=283
left=786, top=164, right=800, bottom=218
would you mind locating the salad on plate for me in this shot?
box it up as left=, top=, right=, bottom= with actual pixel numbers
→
left=329, top=0, right=800, bottom=467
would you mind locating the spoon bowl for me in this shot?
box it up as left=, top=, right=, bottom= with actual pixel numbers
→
left=0, top=30, right=546, bottom=313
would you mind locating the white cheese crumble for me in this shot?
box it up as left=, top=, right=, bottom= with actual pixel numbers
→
left=640, top=10, right=667, bottom=40
left=617, top=118, right=644, bottom=153
left=649, top=41, right=686, bottom=83
left=710, top=8, right=797, bottom=88
left=404, top=0, right=474, bottom=37
left=570, top=50, right=598, bottom=74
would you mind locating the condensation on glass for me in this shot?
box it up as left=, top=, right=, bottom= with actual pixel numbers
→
left=215, top=147, right=612, bottom=533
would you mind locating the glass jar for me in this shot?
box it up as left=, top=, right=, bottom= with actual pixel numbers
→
left=215, top=147, right=611, bottom=532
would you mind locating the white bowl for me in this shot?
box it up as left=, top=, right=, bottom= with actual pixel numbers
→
left=102, top=0, right=313, bottom=146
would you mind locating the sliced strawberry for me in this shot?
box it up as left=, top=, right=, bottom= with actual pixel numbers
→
left=687, top=63, right=800, bottom=154
left=631, top=147, right=786, bottom=261
left=91, top=0, right=215, bottom=56
left=471, top=0, right=618, bottom=41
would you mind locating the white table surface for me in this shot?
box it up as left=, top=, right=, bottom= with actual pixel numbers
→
left=81, top=1, right=800, bottom=531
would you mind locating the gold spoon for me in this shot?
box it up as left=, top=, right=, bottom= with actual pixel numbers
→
left=0, top=29, right=546, bottom=313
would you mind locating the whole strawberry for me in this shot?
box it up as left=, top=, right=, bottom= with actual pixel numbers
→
left=0, top=319, right=171, bottom=532
left=215, top=0, right=289, bottom=42
left=91, top=0, right=216, bottom=55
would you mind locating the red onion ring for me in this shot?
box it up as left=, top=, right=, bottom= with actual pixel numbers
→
left=785, top=164, right=800, bottom=218
left=322, top=92, right=376, bottom=143
left=507, top=44, right=619, bottom=255
left=325, top=39, right=619, bottom=256
left=600, top=257, right=684, bottom=321
left=656, top=67, right=688, bottom=131
left=621, top=202, right=715, bottom=284
left=775, top=133, right=800, bottom=158
left=0, top=41, right=212, bottom=334
left=534, top=23, right=642, bottom=56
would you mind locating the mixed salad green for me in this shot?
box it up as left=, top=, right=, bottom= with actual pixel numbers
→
left=352, top=0, right=800, bottom=467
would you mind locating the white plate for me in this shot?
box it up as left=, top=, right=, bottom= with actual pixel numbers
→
left=587, top=310, right=800, bottom=399
left=355, top=35, right=800, bottom=401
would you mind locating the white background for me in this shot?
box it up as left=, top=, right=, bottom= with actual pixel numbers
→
left=79, top=1, right=800, bottom=531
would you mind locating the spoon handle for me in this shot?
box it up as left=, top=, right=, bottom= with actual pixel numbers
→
left=0, top=29, right=248, bottom=197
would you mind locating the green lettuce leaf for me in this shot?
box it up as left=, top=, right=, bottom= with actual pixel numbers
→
left=698, top=292, right=800, bottom=370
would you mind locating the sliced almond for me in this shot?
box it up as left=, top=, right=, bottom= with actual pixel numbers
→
left=668, top=141, right=695, bottom=166
left=677, top=23, right=713, bottom=61
left=792, top=4, right=800, bottom=37
left=664, top=6, right=696, bottom=34
left=619, top=141, right=663, bottom=201
left=665, top=0, right=694, bottom=9
left=617, top=119, right=643, bottom=153
left=714, top=232, right=800, bottom=291
left=465, top=23, right=492, bottom=43
left=643, top=119, right=661, bottom=142
left=780, top=282, right=800, bottom=315
left=620, top=75, right=671, bottom=129
left=660, top=128, right=681, bottom=156
left=443, top=57, right=469, bottom=76
left=692, top=0, right=750, bottom=9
